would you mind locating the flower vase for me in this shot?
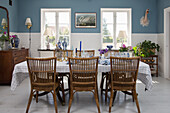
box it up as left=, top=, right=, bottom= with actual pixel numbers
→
left=0, top=41, right=4, bottom=50
left=11, top=35, right=20, bottom=48
left=4, top=41, right=8, bottom=50
left=0, top=41, right=10, bottom=50
left=101, top=54, right=105, bottom=59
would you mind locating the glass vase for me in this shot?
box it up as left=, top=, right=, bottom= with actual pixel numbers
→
left=0, top=41, right=4, bottom=50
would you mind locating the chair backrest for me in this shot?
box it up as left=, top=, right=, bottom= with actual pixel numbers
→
left=77, top=50, right=95, bottom=57
left=68, top=57, right=99, bottom=88
left=26, top=57, right=57, bottom=86
left=110, top=57, right=140, bottom=89
left=104, top=50, right=119, bottom=57
left=54, top=49, right=73, bottom=61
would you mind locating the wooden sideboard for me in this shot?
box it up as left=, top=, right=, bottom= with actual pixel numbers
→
left=0, top=49, right=29, bottom=85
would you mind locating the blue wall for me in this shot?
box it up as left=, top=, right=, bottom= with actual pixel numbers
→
left=17, top=0, right=158, bottom=33
left=0, top=0, right=18, bottom=32
left=157, top=0, right=170, bottom=33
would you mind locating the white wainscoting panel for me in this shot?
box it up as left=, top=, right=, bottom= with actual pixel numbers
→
left=17, top=33, right=41, bottom=57
left=131, top=34, right=158, bottom=47
left=16, top=32, right=160, bottom=57
left=71, top=33, right=101, bottom=56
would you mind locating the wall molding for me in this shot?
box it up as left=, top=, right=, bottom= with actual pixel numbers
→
left=132, top=33, right=158, bottom=37
left=71, top=33, right=101, bottom=36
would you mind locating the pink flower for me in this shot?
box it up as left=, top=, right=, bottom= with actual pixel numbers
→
left=12, top=35, right=16, bottom=38
left=122, top=44, right=126, bottom=48
left=129, top=46, right=132, bottom=50
left=4, top=32, right=6, bottom=34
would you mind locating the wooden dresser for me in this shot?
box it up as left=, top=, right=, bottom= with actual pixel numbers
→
left=0, top=49, right=29, bottom=85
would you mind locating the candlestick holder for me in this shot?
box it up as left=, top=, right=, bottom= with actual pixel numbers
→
left=79, top=52, right=81, bottom=57
left=63, top=50, right=67, bottom=61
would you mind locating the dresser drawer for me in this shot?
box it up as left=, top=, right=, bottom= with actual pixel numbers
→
left=13, top=49, right=28, bottom=57
left=14, top=56, right=26, bottom=64
left=13, top=51, right=22, bottom=57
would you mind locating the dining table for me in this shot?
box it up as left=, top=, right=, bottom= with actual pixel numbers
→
left=11, top=59, right=153, bottom=92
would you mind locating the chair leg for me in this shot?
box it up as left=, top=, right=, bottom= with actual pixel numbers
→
left=68, top=75, right=71, bottom=96
left=68, top=90, right=73, bottom=113
left=112, top=91, right=117, bottom=106
left=36, top=91, right=38, bottom=103
left=132, top=90, right=134, bottom=102
left=100, top=73, right=104, bottom=96
left=61, top=76, right=65, bottom=103
left=109, top=89, right=114, bottom=113
left=94, top=90, right=101, bottom=113
left=105, top=74, right=108, bottom=103
left=26, top=90, right=33, bottom=113
left=133, top=90, right=141, bottom=113
left=52, top=90, right=58, bottom=113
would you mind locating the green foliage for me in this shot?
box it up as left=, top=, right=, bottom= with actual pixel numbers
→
left=119, top=47, right=128, bottom=52
left=133, top=40, right=160, bottom=57
left=0, top=31, right=10, bottom=42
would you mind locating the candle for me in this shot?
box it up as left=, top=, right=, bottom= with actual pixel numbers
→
left=80, top=41, right=82, bottom=52
left=75, top=48, right=77, bottom=54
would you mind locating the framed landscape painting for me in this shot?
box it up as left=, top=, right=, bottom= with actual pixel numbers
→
left=75, top=13, right=96, bottom=28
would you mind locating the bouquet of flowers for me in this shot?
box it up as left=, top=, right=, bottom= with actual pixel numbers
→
left=0, top=31, right=10, bottom=42
left=119, top=44, right=132, bottom=52
left=98, top=48, right=108, bottom=54
left=0, top=31, right=11, bottom=50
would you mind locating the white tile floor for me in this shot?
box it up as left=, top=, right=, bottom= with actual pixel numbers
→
left=0, top=77, right=170, bottom=113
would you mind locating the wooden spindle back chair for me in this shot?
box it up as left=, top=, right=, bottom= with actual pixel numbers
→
left=77, top=50, right=95, bottom=57
left=104, top=50, right=119, bottom=57
left=68, top=57, right=100, bottom=113
left=54, top=49, right=73, bottom=61
left=109, top=57, right=140, bottom=113
left=62, top=50, right=73, bottom=58
left=26, top=57, right=59, bottom=113
left=53, top=49, right=73, bottom=103
left=100, top=50, right=120, bottom=102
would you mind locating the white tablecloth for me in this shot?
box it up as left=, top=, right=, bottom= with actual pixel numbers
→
left=11, top=61, right=153, bottom=91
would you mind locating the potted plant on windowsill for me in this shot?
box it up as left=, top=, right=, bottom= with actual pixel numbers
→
left=119, top=44, right=132, bottom=52
left=133, top=40, right=160, bottom=57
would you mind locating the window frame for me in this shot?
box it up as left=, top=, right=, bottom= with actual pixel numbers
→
left=100, top=8, right=132, bottom=49
left=41, top=8, right=71, bottom=49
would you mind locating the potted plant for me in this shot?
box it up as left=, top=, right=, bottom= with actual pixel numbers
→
left=133, top=40, right=160, bottom=57
left=119, top=44, right=133, bottom=52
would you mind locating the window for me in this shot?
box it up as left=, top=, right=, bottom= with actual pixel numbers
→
left=41, top=9, right=71, bottom=49
left=101, top=8, right=131, bottom=49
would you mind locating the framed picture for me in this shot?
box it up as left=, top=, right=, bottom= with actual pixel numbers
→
left=75, top=13, right=96, bottom=28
